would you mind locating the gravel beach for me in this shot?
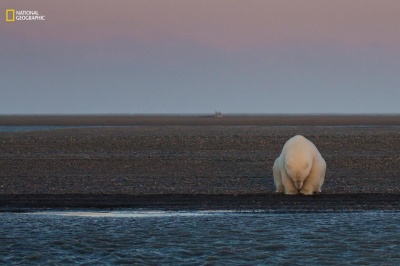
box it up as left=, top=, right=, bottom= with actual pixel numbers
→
left=1, top=115, right=400, bottom=210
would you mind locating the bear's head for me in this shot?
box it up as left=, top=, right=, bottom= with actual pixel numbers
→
left=285, top=158, right=312, bottom=190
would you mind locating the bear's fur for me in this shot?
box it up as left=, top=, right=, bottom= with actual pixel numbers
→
left=273, top=135, right=326, bottom=195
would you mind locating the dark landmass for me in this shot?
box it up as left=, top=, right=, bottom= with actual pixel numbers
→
left=2, top=114, right=400, bottom=126
left=1, top=115, right=400, bottom=211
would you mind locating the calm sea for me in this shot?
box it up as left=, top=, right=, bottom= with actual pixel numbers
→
left=1, top=210, right=400, bottom=265
left=0, top=126, right=84, bottom=132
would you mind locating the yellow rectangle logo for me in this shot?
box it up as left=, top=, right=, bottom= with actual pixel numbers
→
left=6, top=9, right=15, bottom=22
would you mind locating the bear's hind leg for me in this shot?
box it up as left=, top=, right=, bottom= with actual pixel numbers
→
left=273, top=159, right=284, bottom=193
left=313, top=158, right=326, bottom=194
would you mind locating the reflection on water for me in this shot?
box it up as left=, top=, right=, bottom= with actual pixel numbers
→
left=1, top=211, right=400, bottom=265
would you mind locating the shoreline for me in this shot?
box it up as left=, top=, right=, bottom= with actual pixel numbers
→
left=1, top=194, right=400, bottom=212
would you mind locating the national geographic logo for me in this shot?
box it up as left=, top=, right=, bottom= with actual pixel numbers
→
left=6, top=9, right=46, bottom=22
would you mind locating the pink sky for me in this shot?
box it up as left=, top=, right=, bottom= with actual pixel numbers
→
left=1, top=0, right=400, bottom=114
left=4, top=0, right=400, bottom=52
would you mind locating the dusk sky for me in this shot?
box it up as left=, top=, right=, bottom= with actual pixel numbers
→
left=1, top=0, right=400, bottom=114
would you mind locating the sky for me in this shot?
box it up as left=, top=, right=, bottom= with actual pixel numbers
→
left=1, top=0, right=400, bottom=114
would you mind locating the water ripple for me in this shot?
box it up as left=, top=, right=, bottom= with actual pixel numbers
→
left=1, top=211, right=400, bottom=265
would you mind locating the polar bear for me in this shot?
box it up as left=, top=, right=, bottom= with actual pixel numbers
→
left=273, top=135, right=326, bottom=195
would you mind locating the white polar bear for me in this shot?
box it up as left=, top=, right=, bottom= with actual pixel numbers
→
left=273, top=135, right=326, bottom=195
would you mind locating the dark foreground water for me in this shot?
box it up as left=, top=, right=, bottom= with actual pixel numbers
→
left=1, top=211, right=400, bottom=265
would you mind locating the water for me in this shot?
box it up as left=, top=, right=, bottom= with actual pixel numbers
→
left=1, top=211, right=400, bottom=265
left=0, top=126, right=72, bottom=132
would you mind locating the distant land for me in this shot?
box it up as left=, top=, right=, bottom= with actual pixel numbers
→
left=1, top=114, right=400, bottom=126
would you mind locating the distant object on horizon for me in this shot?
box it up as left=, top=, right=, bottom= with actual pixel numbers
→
left=214, top=111, right=223, bottom=118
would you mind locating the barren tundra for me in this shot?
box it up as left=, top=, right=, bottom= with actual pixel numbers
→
left=1, top=115, right=400, bottom=210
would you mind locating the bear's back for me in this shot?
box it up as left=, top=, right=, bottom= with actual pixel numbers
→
left=282, top=135, right=314, bottom=152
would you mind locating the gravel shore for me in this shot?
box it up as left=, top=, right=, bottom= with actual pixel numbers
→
left=1, top=118, right=400, bottom=210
